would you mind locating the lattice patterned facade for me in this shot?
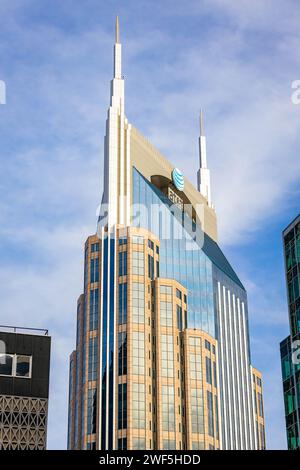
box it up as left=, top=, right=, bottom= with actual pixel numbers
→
left=0, top=395, right=48, bottom=450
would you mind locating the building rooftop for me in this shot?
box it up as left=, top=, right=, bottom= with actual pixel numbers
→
left=283, top=213, right=300, bottom=236
left=0, top=325, right=49, bottom=336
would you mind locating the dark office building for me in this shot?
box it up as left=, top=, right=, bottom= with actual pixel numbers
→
left=280, top=214, right=300, bottom=450
left=0, top=326, right=51, bottom=450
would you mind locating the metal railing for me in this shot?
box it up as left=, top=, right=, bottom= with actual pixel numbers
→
left=0, top=325, right=49, bottom=336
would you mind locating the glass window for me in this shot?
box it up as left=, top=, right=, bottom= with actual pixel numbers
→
left=189, top=336, right=201, bottom=347
left=207, top=391, right=214, bottom=437
left=118, top=282, right=127, bottom=324
left=190, top=353, right=202, bottom=380
left=161, top=334, right=174, bottom=378
left=160, top=285, right=172, bottom=295
left=205, top=339, right=211, bottom=351
left=161, top=385, right=175, bottom=431
left=118, top=236, right=127, bottom=246
left=91, top=242, right=99, bottom=253
left=160, top=301, right=172, bottom=326
left=191, top=388, right=204, bottom=433
left=119, top=251, right=127, bottom=276
left=16, top=355, right=31, bottom=378
left=176, top=288, right=182, bottom=300
left=132, top=250, right=144, bottom=276
left=0, top=354, right=13, bottom=376
left=206, top=357, right=212, bottom=385
left=176, top=305, right=183, bottom=329
left=88, top=337, right=98, bottom=381
left=132, top=283, right=145, bottom=323
left=118, top=383, right=127, bottom=430
left=163, top=439, right=175, bottom=450
left=132, top=331, right=145, bottom=375
left=118, top=332, right=127, bottom=376
left=148, top=254, right=154, bottom=279
left=132, top=382, right=146, bottom=429
left=90, top=258, right=99, bottom=283
left=89, top=288, right=99, bottom=331
left=132, top=437, right=145, bottom=450
left=132, top=235, right=144, bottom=245
left=87, top=388, right=97, bottom=434
left=118, top=437, right=127, bottom=450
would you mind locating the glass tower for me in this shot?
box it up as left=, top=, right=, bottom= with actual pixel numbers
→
left=280, top=214, right=300, bottom=450
left=68, top=18, right=265, bottom=450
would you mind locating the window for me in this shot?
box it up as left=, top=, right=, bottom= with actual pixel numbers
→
left=91, top=242, right=99, bottom=253
left=176, top=305, right=183, bottom=329
left=132, top=331, right=145, bottom=375
left=257, top=392, right=264, bottom=417
left=148, top=239, right=154, bottom=250
left=192, top=441, right=204, bottom=450
left=0, top=354, right=32, bottom=379
left=119, top=251, right=127, bottom=276
left=132, top=382, right=146, bottom=429
left=16, top=356, right=31, bottom=378
left=90, top=258, right=99, bottom=283
left=0, top=354, right=13, bottom=376
left=160, top=301, right=172, bottom=326
left=118, top=383, right=127, bottom=430
left=207, top=391, right=214, bottom=437
left=118, top=438, right=127, bottom=450
left=132, top=251, right=144, bottom=275
left=191, top=388, right=204, bottom=433
left=148, top=254, right=154, bottom=279
left=132, top=437, right=145, bottom=450
left=176, top=288, right=182, bottom=300
left=87, top=389, right=97, bottom=434
left=118, top=332, right=127, bottom=376
left=205, top=339, right=211, bottom=351
left=189, top=336, right=201, bottom=347
left=206, top=357, right=212, bottom=385
left=161, top=334, right=174, bottom=378
left=163, top=439, right=175, bottom=450
left=160, top=285, right=172, bottom=295
left=132, top=235, right=144, bottom=245
left=132, top=283, right=145, bottom=323
left=162, top=385, right=175, bottom=431
left=156, top=245, right=159, bottom=254
left=89, top=288, right=99, bottom=331
left=118, top=236, right=127, bottom=246
left=118, top=282, right=127, bottom=324
left=184, top=294, right=187, bottom=304
left=213, top=362, right=217, bottom=387
left=88, top=337, right=98, bottom=381
left=257, top=377, right=262, bottom=387
left=190, top=353, right=202, bottom=380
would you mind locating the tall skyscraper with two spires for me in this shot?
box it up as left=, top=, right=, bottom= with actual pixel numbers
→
left=67, top=19, right=265, bottom=450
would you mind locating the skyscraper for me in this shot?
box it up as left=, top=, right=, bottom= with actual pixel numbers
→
left=280, top=214, right=300, bottom=450
left=0, top=326, right=51, bottom=450
left=68, top=18, right=265, bottom=451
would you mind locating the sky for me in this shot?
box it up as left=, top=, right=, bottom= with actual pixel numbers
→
left=0, top=0, right=300, bottom=450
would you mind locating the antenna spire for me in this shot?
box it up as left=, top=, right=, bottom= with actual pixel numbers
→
left=115, top=16, right=120, bottom=44
left=200, top=108, right=204, bottom=137
left=197, top=110, right=212, bottom=207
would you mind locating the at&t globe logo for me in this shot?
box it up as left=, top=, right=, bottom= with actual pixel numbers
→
left=172, top=168, right=184, bottom=191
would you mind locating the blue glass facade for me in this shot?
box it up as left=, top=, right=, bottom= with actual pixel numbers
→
left=132, top=168, right=245, bottom=337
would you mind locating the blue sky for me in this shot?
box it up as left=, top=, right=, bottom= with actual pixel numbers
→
left=0, top=0, right=300, bottom=450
